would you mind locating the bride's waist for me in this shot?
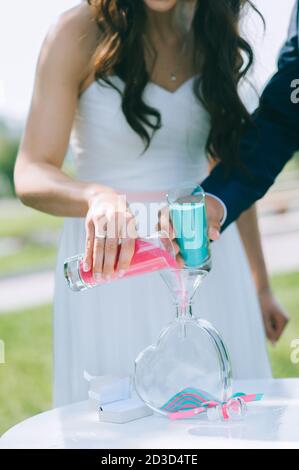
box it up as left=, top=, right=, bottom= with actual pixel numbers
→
left=74, top=175, right=202, bottom=203
left=73, top=163, right=207, bottom=197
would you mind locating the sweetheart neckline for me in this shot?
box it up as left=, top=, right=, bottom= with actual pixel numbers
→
left=79, top=74, right=200, bottom=100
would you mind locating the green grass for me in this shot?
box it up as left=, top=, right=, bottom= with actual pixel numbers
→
left=282, top=151, right=299, bottom=174
left=0, top=202, right=62, bottom=276
left=0, top=272, right=298, bottom=437
left=0, top=206, right=62, bottom=239
left=0, top=244, right=58, bottom=277
left=0, top=305, right=52, bottom=436
left=269, top=271, right=299, bottom=378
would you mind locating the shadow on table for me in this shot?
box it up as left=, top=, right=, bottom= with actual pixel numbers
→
left=189, top=403, right=299, bottom=443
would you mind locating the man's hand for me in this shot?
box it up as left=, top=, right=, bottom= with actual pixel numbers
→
left=205, top=194, right=225, bottom=241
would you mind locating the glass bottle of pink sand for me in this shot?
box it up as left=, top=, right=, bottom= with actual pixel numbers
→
left=64, top=232, right=177, bottom=292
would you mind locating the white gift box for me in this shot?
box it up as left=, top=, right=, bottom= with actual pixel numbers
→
left=84, top=372, right=153, bottom=424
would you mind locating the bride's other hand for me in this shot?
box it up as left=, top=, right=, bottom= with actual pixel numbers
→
left=157, top=206, right=184, bottom=267
left=205, top=195, right=223, bottom=241
left=236, top=205, right=289, bottom=345
left=259, top=288, right=289, bottom=345
left=84, top=192, right=137, bottom=280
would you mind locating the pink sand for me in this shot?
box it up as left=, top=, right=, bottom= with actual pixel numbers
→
left=79, top=239, right=178, bottom=286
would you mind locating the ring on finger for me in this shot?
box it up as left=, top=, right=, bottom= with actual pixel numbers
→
left=95, top=233, right=106, bottom=240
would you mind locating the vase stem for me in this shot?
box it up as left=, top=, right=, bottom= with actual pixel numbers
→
left=175, top=303, right=193, bottom=319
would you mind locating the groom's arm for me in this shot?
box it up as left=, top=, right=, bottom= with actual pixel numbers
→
left=202, top=3, right=299, bottom=232
left=278, top=0, right=299, bottom=68
left=202, top=59, right=299, bottom=231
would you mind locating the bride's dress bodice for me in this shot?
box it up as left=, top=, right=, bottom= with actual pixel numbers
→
left=70, top=76, right=210, bottom=192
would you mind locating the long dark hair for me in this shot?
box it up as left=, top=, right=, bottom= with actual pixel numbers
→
left=87, top=0, right=262, bottom=173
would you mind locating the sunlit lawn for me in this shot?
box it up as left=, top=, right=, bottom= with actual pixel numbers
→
left=0, top=305, right=52, bottom=436
left=0, top=202, right=62, bottom=277
left=0, top=244, right=58, bottom=277
left=0, top=204, right=62, bottom=238
left=0, top=271, right=298, bottom=436
left=269, top=271, right=299, bottom=377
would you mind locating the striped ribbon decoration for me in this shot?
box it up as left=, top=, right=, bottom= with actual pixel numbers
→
left=160, top=387, right=263, bottom=420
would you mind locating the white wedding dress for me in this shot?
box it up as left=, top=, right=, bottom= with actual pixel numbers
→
left=53, top=76, right=271, bottom=407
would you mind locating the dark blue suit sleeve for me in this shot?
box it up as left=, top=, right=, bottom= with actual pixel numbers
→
left=201, top=2, right=299, bottom=231
left=278, top=0, right=299, bottom=67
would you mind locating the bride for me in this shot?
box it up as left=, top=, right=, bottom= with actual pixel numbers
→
left=14, top=0, right=288, bottom=406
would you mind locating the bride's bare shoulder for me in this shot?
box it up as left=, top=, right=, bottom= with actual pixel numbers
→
left=54, top=2, right=101, bottom=45
left=39, top=2, right=101, bottom=83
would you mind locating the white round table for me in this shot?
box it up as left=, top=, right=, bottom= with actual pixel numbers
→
left=1, top=379, right=299, bottom=449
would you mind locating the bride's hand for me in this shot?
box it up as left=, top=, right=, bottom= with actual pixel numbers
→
left=83, top=191, right=137, bottom=280
left=258, top=288, right=289, bottom=345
